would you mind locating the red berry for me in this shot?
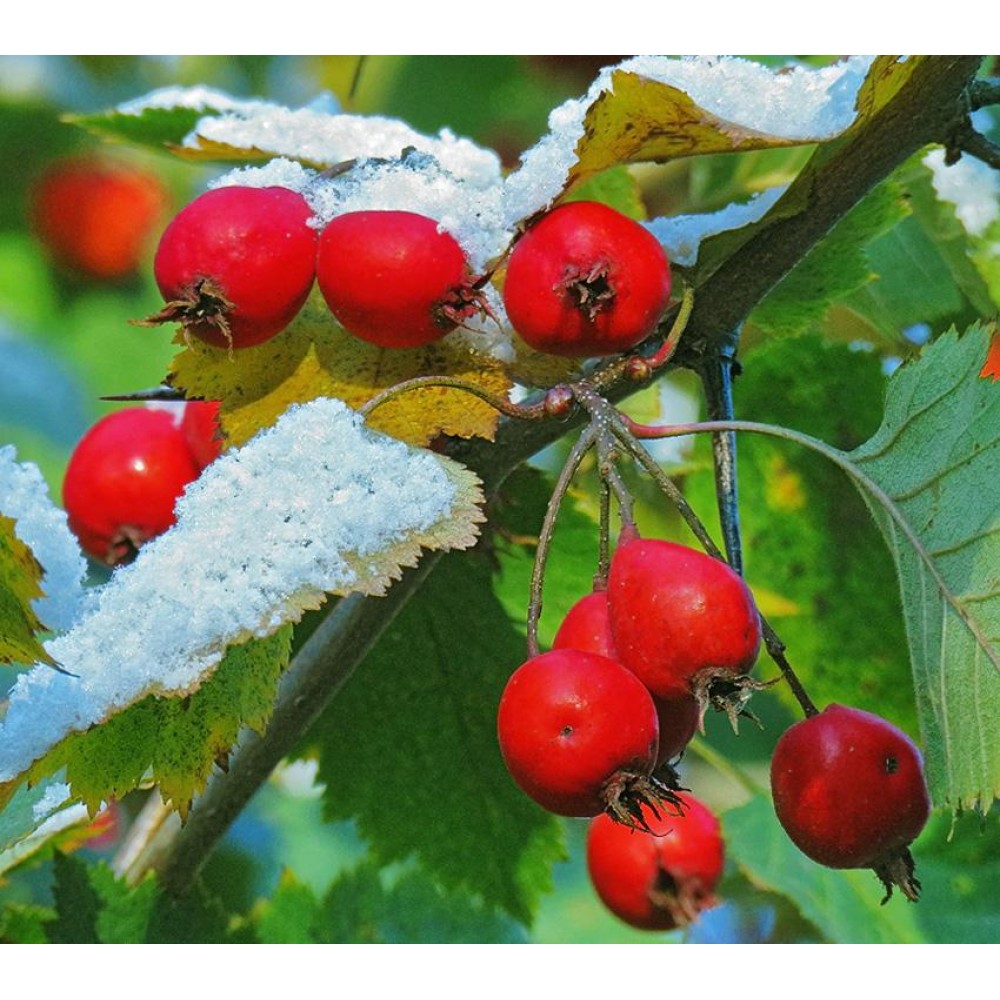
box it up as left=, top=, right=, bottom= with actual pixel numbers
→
left=30, top=156, right=168, bottom=281
left=316, top=210, right=484, bottom=349
left=502, top=201, right=671, bottom=357
left=586, top=793, right=724, bottom=931
left=181, top=400, right=224, bottom=469
left=496, top=648, right=659, bottom=818
left=150, top=186, right=318, bottom=349
left=770, top=704, right=930, bottom=898
left=554, top=590, right=698, bottom=763
left=607, top=537, right=761, bottom=701
left=62, top=407, right=201, bottom=566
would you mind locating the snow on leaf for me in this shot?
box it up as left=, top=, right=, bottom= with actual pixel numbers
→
left=503, top=56, right=874, bottom=225
left=166, top=292, right=513, bottom=447
left=0, top=447, right=86, bottom=635
left=846, top=324, right=1000, bottom=812
left=0, top=397, right=485, bottom=808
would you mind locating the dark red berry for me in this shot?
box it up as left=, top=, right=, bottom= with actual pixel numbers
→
left=316, top=210, right=485, bottom=349
left=586, top=793, right=724, bottom=931
left=607, top=537, right=761, bottom=703
left=181, top=400, right=224, bottom=469
left=496, top=648, right=661, bottom=821
left=554, top=589, right=699, bottom=764
left=63, top=407, right=201, bottom=565
left=30, top=156, right=168, bottom=281
left=149, top=186, right=317, bottom=349
left=770, top=704, right=931, bottom=900
left=502, top=201, right=671, bottom=357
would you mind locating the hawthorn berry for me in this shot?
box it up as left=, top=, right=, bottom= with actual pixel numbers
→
left=30, top=155, right=168, bottom=281
left=586, top=793, right=724, bottom=931
left=553, top=589, right=698, bottom=764
left=496, top=648, right=668, bottom=824
left=502, top=200, right=671, bottom=357
left=607, top=537, right=761, bottom=710
left=181, top=400, right=224, bottom=469
left=316, top=210, right=486, bottom=349
left=62, top=407, right=201, bottom=566
left=147, top=186, right=318, bottom=349
left=770, top=704, right=931, bottom=901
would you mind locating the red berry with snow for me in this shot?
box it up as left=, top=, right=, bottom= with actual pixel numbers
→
left=150, top=186, right=317, bottom=349
left=63, top=407, right=201, bottom=566
left=770, top=704, right=931, bottom=900
left=316, top=210, right=485, bottom=349
left=502, top=200, right=671, bottom=357
left=586, top=793, right=724, bottom=931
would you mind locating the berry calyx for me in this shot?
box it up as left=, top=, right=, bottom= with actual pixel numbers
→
left=607, top=537, right=762, bottom=718
left=497, top=648, right=675, bottom=826
left=145, top=186, right=318, bottom=349
left=30, top=156, right=169, bottom=281
left=316, top=210, right=486, bottom=349
left=586, top=793, right=724, bottom=931
left=502, top=201, right=671, bottom=357
left=770, top=704, right=931, bottom=901
left=62, top=407, right=202, bottom=566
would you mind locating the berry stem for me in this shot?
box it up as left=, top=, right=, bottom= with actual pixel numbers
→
left=646, top=283, right=695, bottom=371
left=526, top=424, right=597, bottom=657
left=358, top=375, right=547, bottom=422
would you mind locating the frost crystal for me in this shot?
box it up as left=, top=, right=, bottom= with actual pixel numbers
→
left=0, top=398, right=462, bottom=782
left=0, top=445, right=86, bottom=632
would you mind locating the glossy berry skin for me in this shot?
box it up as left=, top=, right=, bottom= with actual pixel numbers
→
left=770, top=704, right=931, bottom=870
left=586, top=793, right=724, bottom=931
left=607, top=538, right=761, bottom=700
left=31, top=156, right=168, bottom=280
left=502, top=201, right=671, bottom=357
left=63, top=407, right=201, bottom=566
left=497, top=648, right=659, bottom=817
left=181, top=400, right=224, bottom=469
left=554, top=590, right=698, bottom=763
left=153, top=186, right=317, bottom=349
left=316, top=210, right=480, bottom=349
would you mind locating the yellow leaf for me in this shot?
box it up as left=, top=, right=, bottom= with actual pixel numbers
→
left=167, top=291, right=513, bottom=447
left=566, top=69, right=810, bottom=192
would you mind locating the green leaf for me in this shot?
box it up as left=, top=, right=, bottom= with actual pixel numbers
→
left=48, top=851, right=101, bottom=943
left=722, top=794, right=924, bottom=943
left=0, top=511, right=56, bottom=667
left=29, top=628, right=292, bottom=817
left=0, top=903, right=54, bottom=944
left=303, top=550, right=565, bottom=924
left=838, top=159, right=995, bottom=341
left=750, top=178, right=910, bottom=337
left=254, top=869, right=320, bottom=944
left=69, top=105, right=224, bottom=151
left=847, top=324, right=1000, bottom=811
left=492, top=466, right=603, bottom=649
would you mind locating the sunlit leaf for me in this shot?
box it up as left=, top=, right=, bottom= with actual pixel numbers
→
left=167, top=292, right=512, bottom=447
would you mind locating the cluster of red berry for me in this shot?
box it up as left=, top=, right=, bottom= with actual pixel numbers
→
left=62, top=401, right=221, bottom=566
left=497, top=533, right=757, bottom=930
left=145, top=185, right=671, bottom=358
left=499, top=528, right=932, bottom=926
